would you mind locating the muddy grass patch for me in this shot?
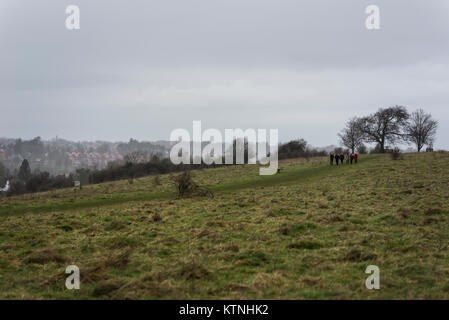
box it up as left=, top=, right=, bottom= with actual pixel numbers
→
left=237, top=250, right=270, bottom=267
left=287, top=240, right=323, bottom=250
left=344, top=248, right=377, bottom=262
left=177, top=263, right=212, bottom=280
left=193, top=228, right=214, bottom=239
left=425, top=208, right=443, bottom=216
left=251, top=271, right=284, bottom=289
left=105, top=250, right=132, bottom=269
left=279, top=223, right=318, bottom=236
left=149, top=212, right=162, bottom=222
left=24, top=249, right=67, bottom=264
left=226, top=282, right=251, bottom=292
left=112, top=273, right=177, bottom=299
left=91, top=280, right=124, bottom=297
left=267, top=208, right=295, bottom=217
left=82, top=265, right=110, bottom=284
left=301, top=275, right=322, bottom=286
left=221, top=244, right=240, bottom=252
left=206, top=221, right=226, bottom=228
left=105, top=219, right=127, bottom=231
left=156, top=236, right=179, bottom=246
left=421, top=217, right=439, bottom=225
left=103, top=236, right=138, bottom=249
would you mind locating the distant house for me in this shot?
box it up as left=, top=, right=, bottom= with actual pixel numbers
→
left=65, top=151, right=124, bottom=169
left=0, top=149, right=7, bottom=161
left=0, top=180, right=9, bottom=193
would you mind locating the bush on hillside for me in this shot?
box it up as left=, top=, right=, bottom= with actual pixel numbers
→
left=170, top=170, right=213, bottom=198
left=390, top=147, right=402, bottom=160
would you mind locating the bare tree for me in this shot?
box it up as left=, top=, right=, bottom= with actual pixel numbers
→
left=357, top=106, right=409, bottom=153
left=124, top=151, right=146, bottom=164
left=404, top=109, right=438, bottom=152
left=339, top=117, right=364, bottom=154
left=357, top=143, right=368, bottom=154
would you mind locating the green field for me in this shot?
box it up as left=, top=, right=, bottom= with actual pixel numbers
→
left=1, top=152, right=449, bottom=299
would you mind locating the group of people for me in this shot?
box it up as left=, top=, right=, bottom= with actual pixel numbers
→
left=329, top=152, right=358, bottom=166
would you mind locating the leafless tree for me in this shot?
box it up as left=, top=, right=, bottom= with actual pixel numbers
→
left=124, top=151, right=146, bottom=164
left=339, top=117, right=364, bottom=154
left=404, top=109, right=438, bottom=152
left=357, top=106, right=409, bottom=153
left=357, top=143, right=368, bottom=154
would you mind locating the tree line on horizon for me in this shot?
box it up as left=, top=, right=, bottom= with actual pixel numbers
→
left=0, top=107, right=440, bottom=197
left=0, top=139, right=326, bottom=197
left=338, top=106, right=438, bottom=154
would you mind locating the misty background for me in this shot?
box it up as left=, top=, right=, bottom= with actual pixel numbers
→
left=1, top=0, right=448, bottom=149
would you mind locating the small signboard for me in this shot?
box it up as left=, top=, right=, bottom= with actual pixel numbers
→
left=74, top=181, right=81, bottom=187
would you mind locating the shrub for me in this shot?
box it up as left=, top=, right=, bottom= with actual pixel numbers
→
left=278, top=139, right=327, bottom=160
left=153, top=175, right=161, bottom=186
left=357, top=144, right=368, bottom=154
left=170, top=170, right=213, bottom=198
left=7, top=179, right=26, bottom=196
left=390, top=147, right=402, bottom=160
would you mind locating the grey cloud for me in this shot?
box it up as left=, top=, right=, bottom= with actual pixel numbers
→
left=0, top=0, right=448, bottom=149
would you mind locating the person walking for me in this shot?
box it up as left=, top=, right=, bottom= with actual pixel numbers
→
left=354, top=153, right=359, bottom=164
left=350, top=153, right=354, bottom=164
left=330, top=152, right=334, bottom=166
left=340, top=154, right=344, bottom=165
left=335, top=153, right=339, bottom=166
left=345, top=153, right=350, bottom=164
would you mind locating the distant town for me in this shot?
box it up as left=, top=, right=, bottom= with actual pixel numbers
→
left=0, top=137, right=172, bottom=176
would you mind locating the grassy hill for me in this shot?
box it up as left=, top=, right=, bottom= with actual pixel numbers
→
left=1, top=152, right=449, bottom=299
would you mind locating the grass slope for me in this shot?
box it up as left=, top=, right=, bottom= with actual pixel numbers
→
left=0, top=152, right=448, bottom=299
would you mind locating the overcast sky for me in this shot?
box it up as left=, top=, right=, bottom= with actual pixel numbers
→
left=1, top=0, right=448, bottom=148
